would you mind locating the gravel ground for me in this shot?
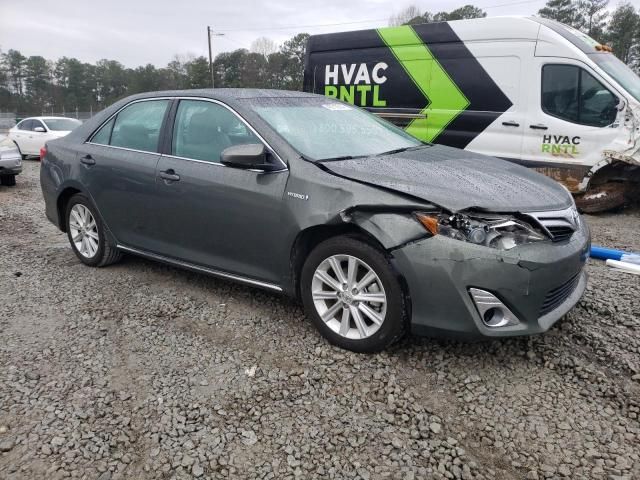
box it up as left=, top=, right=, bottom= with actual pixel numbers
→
left=1, top=161, right=639, bottom=480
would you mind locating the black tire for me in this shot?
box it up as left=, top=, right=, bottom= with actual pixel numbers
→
left=300, top=235, right=407, bottom=353
left=575, top=183, right=626, bottom=213
left=0, top=175, right=16, bottom=186
left=65, top=193, right=122, bottom=267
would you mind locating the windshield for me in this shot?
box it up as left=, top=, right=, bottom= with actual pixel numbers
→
left=42, top=118, right=82, bottom=131
left=244, top=97, right=422, bottom=160
left=591, top=54, right=640, bottom=102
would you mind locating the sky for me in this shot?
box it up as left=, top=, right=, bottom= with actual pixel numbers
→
left=1, top=0, right=639, bottom=67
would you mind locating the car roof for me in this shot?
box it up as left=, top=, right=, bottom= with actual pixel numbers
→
left=125, top=88, right=321, bottom=102
left=21, top=116, right=81, bottom=121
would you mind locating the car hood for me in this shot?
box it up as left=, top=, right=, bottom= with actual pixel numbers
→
left=320, top=145, right=573, bottom=213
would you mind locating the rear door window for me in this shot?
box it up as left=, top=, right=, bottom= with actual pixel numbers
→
left=171, top=100, right=260, bottom=163
left=542, top=65, right=618, bottom=127
left=109, top=100, right=169, bottom=152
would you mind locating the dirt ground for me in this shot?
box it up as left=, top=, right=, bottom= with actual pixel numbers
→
left=1, top=161, right=639, bottom=480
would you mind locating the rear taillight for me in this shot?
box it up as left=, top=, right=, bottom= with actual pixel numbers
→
left=39, top=146, right=47, bottom=162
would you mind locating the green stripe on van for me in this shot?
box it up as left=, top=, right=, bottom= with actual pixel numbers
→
left=377, top=26, right=470, bottom=142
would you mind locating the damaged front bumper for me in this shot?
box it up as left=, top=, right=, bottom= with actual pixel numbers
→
left=391, top=220, right=590, bottom=338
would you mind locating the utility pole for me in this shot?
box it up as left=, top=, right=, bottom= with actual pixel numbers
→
left=207, top=26, right=225, bottom=88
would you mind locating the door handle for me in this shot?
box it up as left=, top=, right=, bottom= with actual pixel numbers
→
left=160, top=169, right=180, bottom=182
left=529, top=124, right=548, bottom=130
left=80, top=155, right=96, bottom=166
left=502, top=121, right=520, bottom=127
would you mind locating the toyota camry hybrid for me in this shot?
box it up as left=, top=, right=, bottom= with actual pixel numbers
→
left=40, top=89, right=590, bottom=352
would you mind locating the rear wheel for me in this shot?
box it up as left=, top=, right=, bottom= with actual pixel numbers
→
left=301, top=236, right=407, bottom=353
left=0, top=175, right=16, bottom=187
left=65, top=194, right=122, bottom=267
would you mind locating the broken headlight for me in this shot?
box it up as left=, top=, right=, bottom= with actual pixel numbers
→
left=415, top=212, right=547, bottom=250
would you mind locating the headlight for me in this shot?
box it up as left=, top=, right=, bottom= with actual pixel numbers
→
left=415, top=212, right=547, bottom=250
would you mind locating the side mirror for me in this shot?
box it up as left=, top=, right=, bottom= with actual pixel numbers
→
left=220, top=143, right=277, bottom=171
left=34, top=126, right=46, bottom=133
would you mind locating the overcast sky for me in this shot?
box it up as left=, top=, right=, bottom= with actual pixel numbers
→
left=2, top=0, right=639, bottom=67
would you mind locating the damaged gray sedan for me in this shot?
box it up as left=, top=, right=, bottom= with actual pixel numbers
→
left=40, top=90, right=590, bottom=352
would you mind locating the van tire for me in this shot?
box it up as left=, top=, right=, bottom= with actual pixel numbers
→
left=576, top=183, right=626, bottom=213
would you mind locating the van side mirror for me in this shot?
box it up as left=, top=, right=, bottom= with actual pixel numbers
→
left=220, top=144, right=277, bottom=171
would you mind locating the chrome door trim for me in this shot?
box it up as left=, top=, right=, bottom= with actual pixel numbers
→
left=116, top=244, right=283, bottom=292
left=85, top=96, right=288, bottom=170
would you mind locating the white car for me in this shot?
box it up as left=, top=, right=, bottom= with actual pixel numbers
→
left=8, top=117, right=82, bottom=158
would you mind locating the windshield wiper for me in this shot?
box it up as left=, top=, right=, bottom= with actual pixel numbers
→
left=376, top=145, right=427, bottom=156
left=317, top=155, right=366, bottom=163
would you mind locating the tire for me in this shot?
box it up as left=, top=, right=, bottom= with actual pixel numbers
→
left=300, top=235, right=407, bottom=353
left=575, top=183, right=626, bottom=213
left=65, top=193, right=122, bottom=267
left=0, top=175, right=16, bottom=187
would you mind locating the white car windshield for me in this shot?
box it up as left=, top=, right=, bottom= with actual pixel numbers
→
left=43, top=118, right=82, bottom=131
left=245, top=97, right=423, bottom=161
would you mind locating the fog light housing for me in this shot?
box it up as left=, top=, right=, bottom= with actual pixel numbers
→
left=469, top=288, right=520, bottom=328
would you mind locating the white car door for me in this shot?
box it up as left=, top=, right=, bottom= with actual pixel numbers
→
left=26, top=119, right=50, bottom=154
left=11, top=119, right=35, bottom=154
left=521, top=59, right=623, bottom=171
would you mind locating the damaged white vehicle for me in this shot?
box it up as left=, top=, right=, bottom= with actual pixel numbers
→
left=304, top=17, right=640, bottom=212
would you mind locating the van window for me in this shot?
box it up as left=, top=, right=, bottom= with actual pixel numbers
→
left=110, top=100, right=169, bottom=152
left=542, top=65, right=618, bottom=127
left=172, top=100, right=260, bottom=163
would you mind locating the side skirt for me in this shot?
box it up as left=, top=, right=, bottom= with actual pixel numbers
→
left=116, top=244, right=283, bottom=292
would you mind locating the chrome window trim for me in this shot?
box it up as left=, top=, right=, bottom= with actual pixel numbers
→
left=86, top=96, right=288, bottom=171
left=87, top=96, right=173, bottom=147
left=116, top=244, right=283, bottom=292
left=161, top=153, right=288, bottom=174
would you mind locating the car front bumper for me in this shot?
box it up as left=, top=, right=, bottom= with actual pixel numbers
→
left=391, top=219, right=590, bottom=338
left=0, top=158, right=22, bottom=176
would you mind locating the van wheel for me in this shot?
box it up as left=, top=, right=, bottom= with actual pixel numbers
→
left=575, top=183, right=626, bottom=213
left=65, top=193, right=122, bottom=267
left=0, top=175, right=16, bottom=186
left=300, top=236, right=407, bottom=353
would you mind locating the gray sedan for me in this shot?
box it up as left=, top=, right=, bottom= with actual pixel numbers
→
left=39, top=89, right=589, bottom=352
left=0, top=136, right=22, bottom=186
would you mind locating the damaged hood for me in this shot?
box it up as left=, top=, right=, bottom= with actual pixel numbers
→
left=320, top=145, right=573, bottom=212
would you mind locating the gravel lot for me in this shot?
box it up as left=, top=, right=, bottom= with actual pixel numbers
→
left=1, top=161, right=639, bottom=480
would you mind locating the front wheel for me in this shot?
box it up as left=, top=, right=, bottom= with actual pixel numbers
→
left=301, top=236, right=407, bottom=353
left=65, top=193, right=122, bottom=267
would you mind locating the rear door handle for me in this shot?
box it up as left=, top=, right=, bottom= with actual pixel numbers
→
left=160, top=169, right=180, bottom=182
left=80, top=155, right=95, bottom=165
left=529, top=124, right=548, bottom=130
left=502, top=121, right=520, bottom=127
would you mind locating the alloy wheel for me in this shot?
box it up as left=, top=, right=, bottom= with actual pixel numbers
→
left=311, top=254, right=387, bottom=340
left=69, top=204, right=99, bottom=258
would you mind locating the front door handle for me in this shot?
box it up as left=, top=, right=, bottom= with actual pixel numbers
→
left=502, top=121, right=520, bottom=127
left=530, top=124, right=548, bottom=130
left=160, top=169, right=180, bottom=182
left=80, top=155, right=96, bottom=166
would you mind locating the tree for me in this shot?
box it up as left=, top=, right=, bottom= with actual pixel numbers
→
left=2, top=49, right=26, bottom=96
left=578, top=0, right=609, bottom=39
left=434, top=5, right=487, bottom=22
left=538, top=0, right=583, bottom=28
left=389, top=5, right=422, bottom=26
left=605, top=3, right=640, bottom=64
left=279, top=33, right=310, bottom=90
left=251, top=37, right=278, bottom=58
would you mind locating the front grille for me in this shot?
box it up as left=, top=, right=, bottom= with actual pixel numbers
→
left=545, top=225, right=575, bottom=242
left=526, top=207, right=579, bottom=242
left=539, top=272, right=581, bottom=316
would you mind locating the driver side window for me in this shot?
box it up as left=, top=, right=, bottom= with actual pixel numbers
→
left=172, top=100, right=261, bottom=163
left=542, top=64, right=618, bottom=127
